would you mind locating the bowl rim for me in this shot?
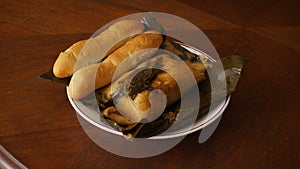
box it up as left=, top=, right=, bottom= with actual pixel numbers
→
left=67, top=87, right=230, bottom=139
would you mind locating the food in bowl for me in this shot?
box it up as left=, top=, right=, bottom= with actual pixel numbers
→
left=40, top=13, right=247, bottom=138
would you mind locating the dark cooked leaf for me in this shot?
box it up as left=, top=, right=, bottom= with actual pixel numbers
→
left=39, top=69, right=71, bottom=86
left=222, top=55, right=248, bottom=94
left=123, top=111, right=177, bottom=138
left=161, top=39, right=203, bottom=63
left=141, top=12, right=166, bottom=35
left=105, top=119, right=138, bottom=132
left=128, top=68, right=163, bottom=99
left=197, top=55, right=248, bottom=118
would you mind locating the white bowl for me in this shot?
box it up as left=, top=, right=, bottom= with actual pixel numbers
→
left=67, top=42, right=230, bottom=139
left=67, top=87, right=230, bottom=139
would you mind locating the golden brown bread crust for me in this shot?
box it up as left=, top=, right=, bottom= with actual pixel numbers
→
left=68, top=31, right=163, bottom=100
left=53, top=40, right=87, bottom=78
left=53, top=20, right=144, bottom=78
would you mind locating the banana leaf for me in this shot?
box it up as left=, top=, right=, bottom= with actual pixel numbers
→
left=101, top=55, right=247, bottom=138
left=39, top=69, right=71, bottom=86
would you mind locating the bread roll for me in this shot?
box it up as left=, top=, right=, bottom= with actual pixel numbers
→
left=53, top=40, right=87, bottom=78
left=69, top=31, right=163, bottom=100
left=53, top=20, right=144, bottom=78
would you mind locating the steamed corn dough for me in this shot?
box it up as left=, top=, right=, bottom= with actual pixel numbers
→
left=99, top=54, right=206, bottom=124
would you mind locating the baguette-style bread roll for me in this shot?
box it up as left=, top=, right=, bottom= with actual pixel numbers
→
left=53, top=20, right=144, bottom=78
left=53, top=40, right=87, bottom=78
left=69, top=31, right=163, bottom=100
left=99, top=54, right=206, bottom=122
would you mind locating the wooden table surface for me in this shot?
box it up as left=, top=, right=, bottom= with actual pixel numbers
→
left=0, top=0, right=299, bottom=168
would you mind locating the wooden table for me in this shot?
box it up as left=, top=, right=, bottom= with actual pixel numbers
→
left=1, top=0, right=299, bottom=168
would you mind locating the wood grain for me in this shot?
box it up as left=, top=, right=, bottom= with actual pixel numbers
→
left=0, top=0, right=299, bottom=168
